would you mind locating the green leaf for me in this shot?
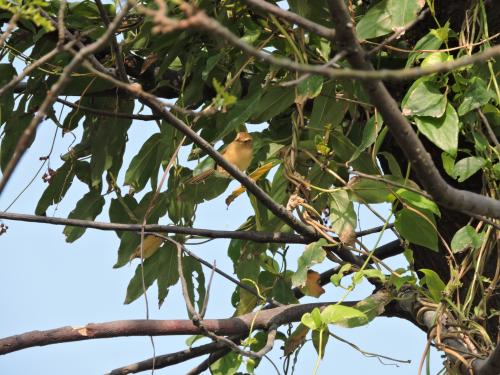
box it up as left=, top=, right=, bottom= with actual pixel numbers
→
left=419, top=269, right=446, bottom=303
left=291, top=239, right=327, bottom=287
left=441, top=152, right=455, bottom=177
left=451, top=225, right=484, bottom=253
left=356, top=269, right=387, bottom=284
left=406, top=27, right=446, bottom=67
left=320, top=304, right=369, bottom=328
left=124, top=245, right=179, bottom=305
left=0, top=111, right=33, bottom=170
left=86, top=98, right=134, bottom=187
left=309, top=81, right=347, bottom=129
left=348, top=178, right=392, bottom=203
left=350, top=113, right=382, bottom=162
left=421, top=52, right=452, bottom=67
left=357, top=0, right=424, bottom=40
left=216, top=88, right=263, bottom=139
left=301, top=307, right=323, bottom=330
left=329, top=190, right=357, bottom=234
left=182, top=255, right=206, bottom=315
left=378, top=152, right=403, bottom=177
left=330, top=263, right=352, bottom=286
left=124, top=133, right=164, bottom=192
left=395, top=208, right=438, bottom=251
left=114, top=232, right=140, bottom=268
left=250, top=86, right=295, bottom=123
left=312, top=328, right=329, bottom=359
left=458, top=77, right=492, bottom=116
left=402, top=78, right=447, bottom=117
left=414, top=103, right=459, bottom=156
left=355, top=292, right=392, bottom=321
left=297, top=75, right=323, bottom=100
left=63, top=190, right=105, bottom=242
left=453, top=156, right=486, bottom=182
left=35, top=161, right=77, bottom=215
left=0, top=64, right=16, bottom=125
left=210, top=352, right=242, bottom=375
left=157, top=242, right=179, bottom=307
left=395, top=188, right=440, bottom=217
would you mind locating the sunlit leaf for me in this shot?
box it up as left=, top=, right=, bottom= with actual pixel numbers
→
left=357, top=0, right=424, bottom=40
left=419, top=269, right=446, bottom=303
left=453, top=156, right=486, bottom=182
left=291, top=239, right=327, bottom=287
left=451, top=225, right=484, bottom=253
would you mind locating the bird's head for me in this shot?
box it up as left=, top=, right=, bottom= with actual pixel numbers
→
left=234, top=132, right=253, bottom=147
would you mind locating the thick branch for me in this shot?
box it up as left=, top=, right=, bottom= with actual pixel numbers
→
left=0, top=302, right=353, bottom=355
left=327, top=0, right=500, bottom=219
left=106, top=340, right=228, bottom=375
left=0, top=211, right=311, bottom=244
left=184, top=10, right=500, bottom=82
left=474, top=345, right=500, bottom=375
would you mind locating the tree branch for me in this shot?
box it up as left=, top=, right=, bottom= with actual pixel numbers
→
left=106, top=339, right=231, bottom=375
left=0, top=302, right=354, bottom=355
left=326, top=0, right=500, bottom=219
left=0, top=211, right=311, bottom=244
left=474, top=344, right=500, bottom=375
left=176, top=9, right=500, bottom=82
left=56, top=98, right=159, bottom=120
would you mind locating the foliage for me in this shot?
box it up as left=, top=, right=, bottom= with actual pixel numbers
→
left=0, top=0, right=499, bottom=373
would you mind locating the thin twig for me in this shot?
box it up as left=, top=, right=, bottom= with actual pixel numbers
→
left=0, top=211, right=312, bottom=243
left=0, top=13, right=19, bottom=49
left=56, top=98, right=158, bottom=120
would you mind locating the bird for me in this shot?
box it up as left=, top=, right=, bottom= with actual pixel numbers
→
left=187, top=132, right=253, bottom=184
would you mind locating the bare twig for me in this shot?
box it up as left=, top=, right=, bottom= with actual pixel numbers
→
left=106, top=340, right=228, bottom=375
left=326, top=0, right=500, bottom=219
left=56, top=98, right=159, bottom=120
left=57, top=0, right=67, bottom=46
left=0, top=211, right=312, bottom=243
left=0, top=13, right=19, bottom=49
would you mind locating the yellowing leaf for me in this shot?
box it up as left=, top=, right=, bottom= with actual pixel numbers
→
left=129, top=235, right=164, bottom=261
left=225, top=162, right=275, bottom=206
left=301, top=270, right=325, bottom=298
left=283, top=323, right=309, bottom=356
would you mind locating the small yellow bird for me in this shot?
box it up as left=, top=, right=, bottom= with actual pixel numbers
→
left=187, top=132, right=253, bottom=184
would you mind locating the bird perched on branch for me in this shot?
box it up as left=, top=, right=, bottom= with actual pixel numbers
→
left=187, top=132, right=253, bottom=184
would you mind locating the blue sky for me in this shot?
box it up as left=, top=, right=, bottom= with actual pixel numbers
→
left=0, top=103, right=443, bottom=374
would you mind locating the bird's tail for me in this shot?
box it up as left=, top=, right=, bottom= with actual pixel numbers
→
left=185, top=169, right=215, bottom=184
